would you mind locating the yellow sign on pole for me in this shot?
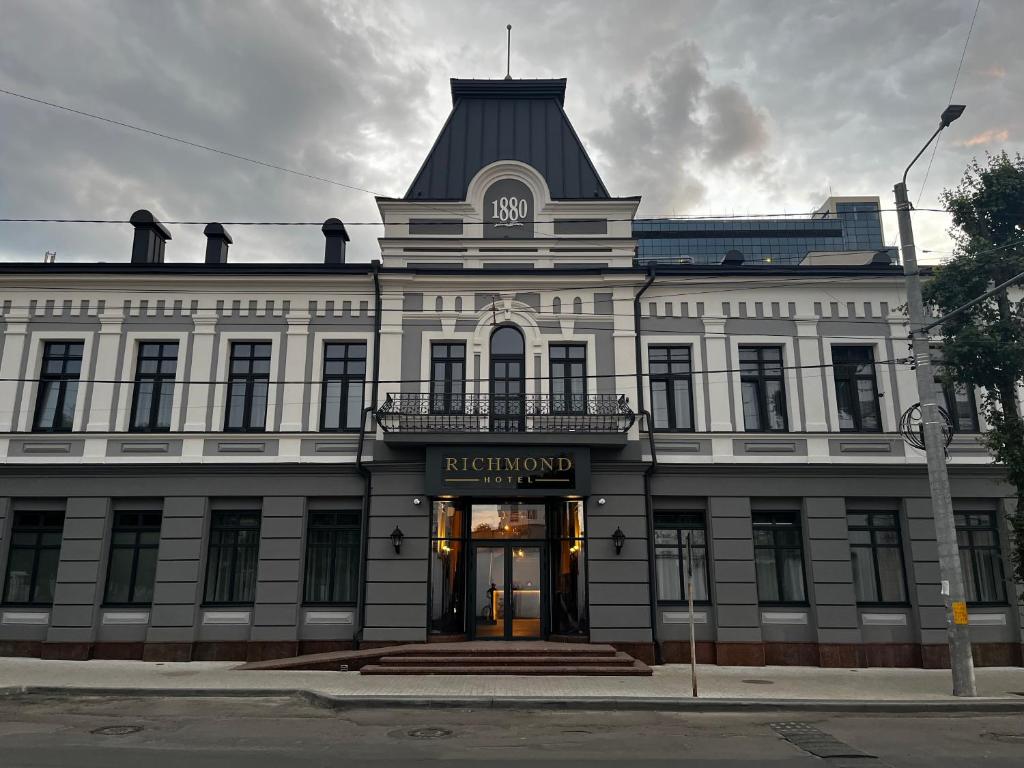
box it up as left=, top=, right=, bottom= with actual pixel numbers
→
left=952, top=601, right=969, bottom=625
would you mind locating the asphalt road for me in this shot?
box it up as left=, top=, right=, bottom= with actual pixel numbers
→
left=0, top=695, right=1022, bottom=767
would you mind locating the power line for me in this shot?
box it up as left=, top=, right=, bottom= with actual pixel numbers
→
left=915, top=0, right=982, bottom=207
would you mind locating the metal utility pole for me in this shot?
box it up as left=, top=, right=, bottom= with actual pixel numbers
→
left=893, top=103, right=976, bottom=697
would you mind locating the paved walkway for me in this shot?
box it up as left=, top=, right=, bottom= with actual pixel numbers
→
left=2, top=657, right=1024, bottom=704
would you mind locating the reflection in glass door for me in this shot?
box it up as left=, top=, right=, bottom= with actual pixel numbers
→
left=472, top=543, right=542, bottom=639
left=474, top=545, right=506, bottom=639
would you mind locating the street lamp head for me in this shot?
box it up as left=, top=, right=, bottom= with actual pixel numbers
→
left=939, top=104, right=966, bottom=128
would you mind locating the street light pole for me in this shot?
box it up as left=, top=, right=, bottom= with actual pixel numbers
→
left=893, top=103, right=976, bottom=697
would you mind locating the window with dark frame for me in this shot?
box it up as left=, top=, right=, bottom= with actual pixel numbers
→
left=649, top=346, right=694, bottom=431
left=320, top=342, right=366, bottom=432
left=955, top=511, right=1007, bottom=604
left=2, top=510, right=65, bottom=605
left=752, top=512, right=807, bottom=604
left=654, top=512, right=710, bottom=602
left=832, top=346, right=882, bottom=432
left=104, top=510, right=162, bottom=605
left=549, top=344, right=586, bottom=414
left=130, top=342, right=178, bottom=432
left=33, top=341, right=83, bottom=432
left=225, top=342, right=271, bottom=432
left=203, top=511, right=261, bottom=604
left=934, top=376, right=980, bottom=433
left=847, top=511, right=908, bottom=604
left=303, top=511, right=360, bottom=604
left=430, top=342, right=465, bottom=414
left=739, top=346, right=788, bottom=432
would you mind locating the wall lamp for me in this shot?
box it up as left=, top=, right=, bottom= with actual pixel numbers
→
left=611, top=526, right=626, bottom=556
left=390, top=525, right=405, bottom=554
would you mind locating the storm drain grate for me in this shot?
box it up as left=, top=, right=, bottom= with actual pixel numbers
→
left=91, top=725, right=144, bottom=736
left=770, top=722, right=883, bottom=762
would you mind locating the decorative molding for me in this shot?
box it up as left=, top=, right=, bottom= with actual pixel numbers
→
left=861, top=612, right=908, bottom=626
left=1, top=611, right=50, bottom=625
left=662, top=610, right=707, bottom=624
left=304, top=610, right=354, bottom=625
left=761, top=611, right=808, bottom=625
left=201, top=610, right=251, bottom=625
left=102, top=611, right=150, bottom=625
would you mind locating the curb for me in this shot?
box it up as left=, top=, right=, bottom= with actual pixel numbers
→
left=2, top=686, right=1023, bottom=714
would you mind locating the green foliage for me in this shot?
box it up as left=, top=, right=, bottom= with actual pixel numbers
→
left=923, top=151, right=1024, bottom=590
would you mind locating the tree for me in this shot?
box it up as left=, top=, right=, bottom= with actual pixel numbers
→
left=923, top=151, right=1024, bottom=594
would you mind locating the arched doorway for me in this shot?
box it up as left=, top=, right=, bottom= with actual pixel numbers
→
left=489, top=325, right=525, bottom=432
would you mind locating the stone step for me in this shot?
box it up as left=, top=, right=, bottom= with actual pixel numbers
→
left=360, top=662, right=653, bottom=676
left=374, top=646, right=619, bottom=659
left=378, top=652, right=638, bottom=666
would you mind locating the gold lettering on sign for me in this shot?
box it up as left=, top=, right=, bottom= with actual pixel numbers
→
left=523, top=457, right=538, bottom=472
left=540, top=457, right=554, bottom=472
left=445, top=457, right=458, bottom=471
left=471, top=457, right=485, bottom=471
left=558, top=457, right=573, bottom=471
left=503, top=457, right=521, bottom=471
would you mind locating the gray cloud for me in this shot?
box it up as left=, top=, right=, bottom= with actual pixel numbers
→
left=1, top=0, right=1021, bottom=265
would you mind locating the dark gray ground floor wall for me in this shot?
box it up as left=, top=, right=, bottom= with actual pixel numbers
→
left=0, top=461, right=1020, bottom=666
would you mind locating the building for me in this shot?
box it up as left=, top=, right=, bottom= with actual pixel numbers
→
left=0, top=77, right=1019, bottom=667
left=634, top=197, right=896, bottom=266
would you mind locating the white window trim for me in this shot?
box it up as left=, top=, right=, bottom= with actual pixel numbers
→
left=212, top=332, right=282, bottom=433
left=114, top=331, right=190, bottom=432
left=728, top=335, right=800, bottom=432
left=19, top=330, right=95, bottom=432
left=640, top=334, right=706, bottom=432
left=309, top=331, right=375, bottom=432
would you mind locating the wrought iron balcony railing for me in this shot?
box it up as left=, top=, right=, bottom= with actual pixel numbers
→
left=375, top=393, right=635, bottom=434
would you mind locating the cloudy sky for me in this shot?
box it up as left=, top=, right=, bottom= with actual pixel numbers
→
left=1, top=0, right=1021, bottom=265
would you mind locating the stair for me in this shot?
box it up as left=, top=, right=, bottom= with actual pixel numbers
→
left=361, top=649, right=651, bottom=676
left=236, top=640, right=653, bottom=676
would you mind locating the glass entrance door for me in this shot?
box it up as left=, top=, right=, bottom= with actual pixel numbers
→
left=472, top=542, right=542, bottom=639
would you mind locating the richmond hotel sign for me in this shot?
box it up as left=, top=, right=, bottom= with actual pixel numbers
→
left=425, top=447, right=590, bottom=496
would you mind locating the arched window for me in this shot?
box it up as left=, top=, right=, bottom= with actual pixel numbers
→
left=552, top=297, right=561, bottom=314
left=435, top=296, right=444, bottom=312
left=454, top=296, right=463, bottom=312
left=490, top=325, right=524, bottom=356
left=489, top=325, right=525, bottom=432
left=572, top=297, right=583, bottom=315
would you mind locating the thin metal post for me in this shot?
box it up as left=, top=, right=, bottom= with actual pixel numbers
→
left=894, top=180, right=976, bottom=696
left=685, top=532, right=698, bottom=698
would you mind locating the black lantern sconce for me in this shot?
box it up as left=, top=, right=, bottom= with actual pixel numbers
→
left=390, top=525, right=405, bottom=554
left=611, top=526, right=626, bottom=555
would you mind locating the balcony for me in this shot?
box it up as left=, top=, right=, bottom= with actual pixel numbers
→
left=375, top=393, right=634, bottom=445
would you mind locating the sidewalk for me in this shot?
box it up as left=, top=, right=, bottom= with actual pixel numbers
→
left=2, top=657, right=1023, bottom=711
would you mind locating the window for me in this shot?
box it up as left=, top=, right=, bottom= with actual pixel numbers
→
left=430, top=500, right=466, bottom=634
left=955, top=511, right=1007, bottom=604
left=430, top=342, right=465, bottom=414
left=320, top=342, right=366, bottom=431
left=104, top=511, right=162, bottom=604
left=2, top=510, right=65, bottom=605
left=225, top=342, right=271, bottom=432
left=130, top=342, right=178, bottom=431
left=203, top=511, right=261, bottom=604
left=935, top=377, right=979, bottom=433
left=303, top=511, right=360, bottom=603
left=848, top=512, right=907, bottom=604
left=33, top=342, right=83, bottom=432
left=550, top=344, right=586, bottom=414
left=752, top=512, right=806, bottom=604
left=740, top=346, right=788, bottom=431
left=552, top=501, right=587, bottom=635
left=649, top=346, right=694, bottom=431
left=832, top=346, right=882, bottom=432
left=654, top=512, right=709, bottom=602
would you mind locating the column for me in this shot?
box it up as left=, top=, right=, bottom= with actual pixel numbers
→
left=0, top=313, right=29, bottom=432
left=250, top=496, right=304, bottom=660
left=44, top=498, right=110, bottom=659
left=184, top=313, right=217, bottom=432
left=279, top=313, right=310, bottom=432
left=709, top=497, right=764, bottom=664
left=703, top=319, right=733, bottom=431
left=85, top=312, right=124, bottom=431
left=144, top=497, right=207, bottom=661
left=805, top=497, right=861, bottom=666
left=796, top=320, right=829, bottom=432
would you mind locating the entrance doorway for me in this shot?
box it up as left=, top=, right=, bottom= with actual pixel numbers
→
left=428, top=499, right=588, bottom=641
left=472, top=542, right=543, bottom=639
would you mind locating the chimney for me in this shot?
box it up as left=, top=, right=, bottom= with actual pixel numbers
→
left=203, top=222, right=233, bottom=264
left=130, top=209, right=171, bottom=264
left=322, top=218, right=349, bottom=264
